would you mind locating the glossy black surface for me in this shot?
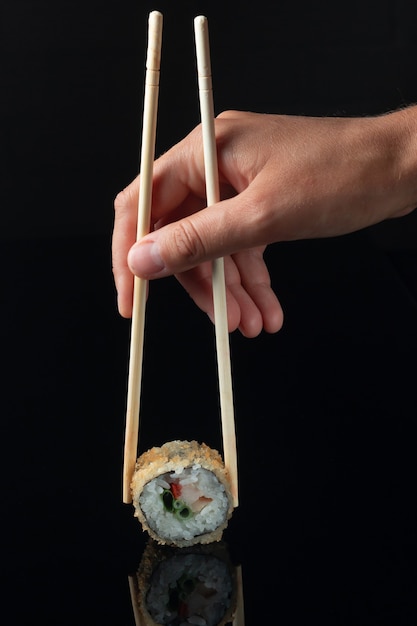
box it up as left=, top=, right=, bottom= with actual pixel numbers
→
left=2, top=234, right=417, bottom=624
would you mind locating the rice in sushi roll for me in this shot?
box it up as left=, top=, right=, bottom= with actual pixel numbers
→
left=131, top=440, right=234, bottom=547
left=134, top=539, right=237, bottom=626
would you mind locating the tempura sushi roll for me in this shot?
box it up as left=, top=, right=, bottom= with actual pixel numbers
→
left=131, top=440, right=234, bottom=547
left=134, top=539, right=237, bottom=626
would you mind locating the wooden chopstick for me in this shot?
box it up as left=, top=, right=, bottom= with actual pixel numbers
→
left=194, top=15, right=239, bottom=507
left=122, top=10, right=163, bottom=504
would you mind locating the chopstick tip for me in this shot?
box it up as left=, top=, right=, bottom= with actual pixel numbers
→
left=149, top=10, right=163, bottom=31
left=194, top=14, right=207, bottom=29
left=146, top=10, right=163, bottom=70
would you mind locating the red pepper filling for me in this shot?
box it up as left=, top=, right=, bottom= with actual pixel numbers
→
left=170, top=482, right=181, bottom=500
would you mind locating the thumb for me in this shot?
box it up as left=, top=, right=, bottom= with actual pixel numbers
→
left=127, top=197, right=252, bottom=278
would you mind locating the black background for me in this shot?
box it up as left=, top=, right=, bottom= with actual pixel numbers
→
left=2, top=1, right=417, bottom=624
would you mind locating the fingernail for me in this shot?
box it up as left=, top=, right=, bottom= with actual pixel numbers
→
left=128, top=240, right=165, bottom=277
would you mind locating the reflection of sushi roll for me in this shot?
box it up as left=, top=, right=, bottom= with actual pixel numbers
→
left=131, top=440, right=234, bottom=547
left=135, top=539, right=237, bottom=626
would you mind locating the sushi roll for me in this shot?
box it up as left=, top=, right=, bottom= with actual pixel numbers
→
left=133, top=539, right=237, bottom=626
left=131, top=440, right=234, bottom=548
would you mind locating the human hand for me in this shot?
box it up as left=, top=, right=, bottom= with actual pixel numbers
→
left=112, top=108, right=417, bottom=337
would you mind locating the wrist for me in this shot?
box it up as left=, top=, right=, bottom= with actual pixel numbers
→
left=378, top=105, right=417, bottom=219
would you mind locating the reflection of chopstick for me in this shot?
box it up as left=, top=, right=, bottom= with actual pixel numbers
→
left=194, top=16, right=239, bottom=508
left=234, top=564, right=246, bottom=625
left=122, top=11, right=163, bottom=504
left=128, top=575, right=142, bottom=626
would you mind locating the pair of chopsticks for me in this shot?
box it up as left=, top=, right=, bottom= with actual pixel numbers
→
left=122, top=11, right=238, bottom=508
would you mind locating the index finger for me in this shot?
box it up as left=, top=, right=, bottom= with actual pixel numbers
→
left=112, top=133, right=207, bottom=317
left=112, top=179, right=140, bottom=317
left=150, top=128, right=208, bottom=222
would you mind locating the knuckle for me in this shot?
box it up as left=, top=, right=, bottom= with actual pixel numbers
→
left=113, top=189, right=127, bottom=215
left=114, top=183, right=136, bottom=216
left=216, top=109, right=234, bottom=120
left=172, top=219, right=206, bottom=262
